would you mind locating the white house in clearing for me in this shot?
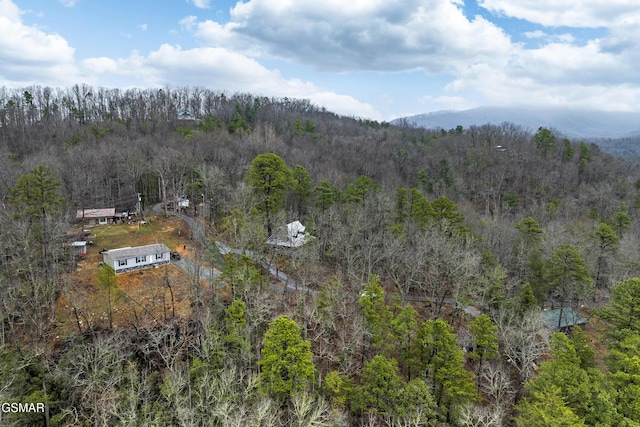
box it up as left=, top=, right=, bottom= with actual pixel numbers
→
left=102, top=243, right=171, bottom=273
left=266, top=220, right=314, bottom=248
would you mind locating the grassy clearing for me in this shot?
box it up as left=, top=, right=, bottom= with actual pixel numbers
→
left=89, top=215, right=190, bottom=252
left=55, top=214, right=203, bottom=345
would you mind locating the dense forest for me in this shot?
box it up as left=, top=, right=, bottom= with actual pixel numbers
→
left=2, top=84, right=640, bottom=426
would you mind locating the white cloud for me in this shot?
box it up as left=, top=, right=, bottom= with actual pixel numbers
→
left=195, top=20, right=236, bottom=44
left=187, top=0, right=211, bottom=9
left=193, top=19, right=261, bottom=56
left=418, top=95, right=477, bottom=111
left=179, top=16, right=198, bottom=32
left=298, top=90, right=380, bottom=119
left=0, top=0, right=82, bottom=86
left=523, top=41, right=635, bottom=86
left=432, top=3, right=640, bottom=111
left=138, top=24, right=148, bottom=32
left=478, top=0, right=640, bottom=28
left=212, top=0, right=512, bottom=72
left=58, top=0, right=78, bottom=7
left=460, top=3, right=640, bottom=110
left=3, top=0, right=640, bottom=117
left=446, top=45, right=640, bottom=111
left=0, top=1, right=380, bottom=117
left=82, top=57, right=119, bottom=74
left=556, top=33, right=576, bottom=43
left=188, top=0, right=640, bottom=112
left=524, top=30, right=546, bottom=39
left=524, top=30, right=575, bottom=43
left=83, top=44, right=381, bottom=119
left=0, top=0, right=21, bottom=20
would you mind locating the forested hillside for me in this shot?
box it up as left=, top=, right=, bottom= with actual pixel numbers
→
left=396, top=107, right=640, bottom=140
left=2, top=85, right=640, bottom=426
left=590, top=135, right=640, bottom=159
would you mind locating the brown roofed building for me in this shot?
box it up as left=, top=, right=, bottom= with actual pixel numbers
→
left=76, top=208, right=116, bottom=225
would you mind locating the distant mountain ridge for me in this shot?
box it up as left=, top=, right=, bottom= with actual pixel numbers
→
left=395, top=107, right=640, bottom=140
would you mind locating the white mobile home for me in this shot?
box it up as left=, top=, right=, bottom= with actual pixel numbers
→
left=102, top=243, right=171, bottom=274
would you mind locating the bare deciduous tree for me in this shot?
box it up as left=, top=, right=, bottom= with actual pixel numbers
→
left=494, top=309, right=549, bottom=401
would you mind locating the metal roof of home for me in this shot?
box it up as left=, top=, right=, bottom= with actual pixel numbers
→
left=542, top=308, right=588, bottom=330
left=76, top=208, right=116, bottom=219
left=105, top=244, right=170, bottom=260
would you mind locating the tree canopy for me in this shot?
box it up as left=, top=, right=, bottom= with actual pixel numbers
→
left=259, top=316, right=315, bottom=401
left=2, top=84, right=640, bottom=426
left=247, top=153, right=292, bottom=235
left=9, top=165, right=63, bottom=219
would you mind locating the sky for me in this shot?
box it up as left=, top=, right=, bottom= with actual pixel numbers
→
left=1, top=0, right=639, bottom=121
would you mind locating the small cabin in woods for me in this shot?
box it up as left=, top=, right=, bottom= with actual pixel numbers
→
left=76, top=208, right=116, bottom=225
left=542, top=307, right=588, bottom=333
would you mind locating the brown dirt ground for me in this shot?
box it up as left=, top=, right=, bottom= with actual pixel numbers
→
left=53, top=214, right=212, bottom=347
left=579, top=308, right=611, bottom=369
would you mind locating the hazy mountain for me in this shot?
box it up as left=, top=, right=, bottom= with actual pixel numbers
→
left=396, top=107, right=640, bottom=139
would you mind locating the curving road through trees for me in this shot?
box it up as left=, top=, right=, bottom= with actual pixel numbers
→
left=155, top=205, right=481, bottom=315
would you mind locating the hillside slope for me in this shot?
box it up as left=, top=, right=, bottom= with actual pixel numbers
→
left=396, top=106, right=640, bottom=139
